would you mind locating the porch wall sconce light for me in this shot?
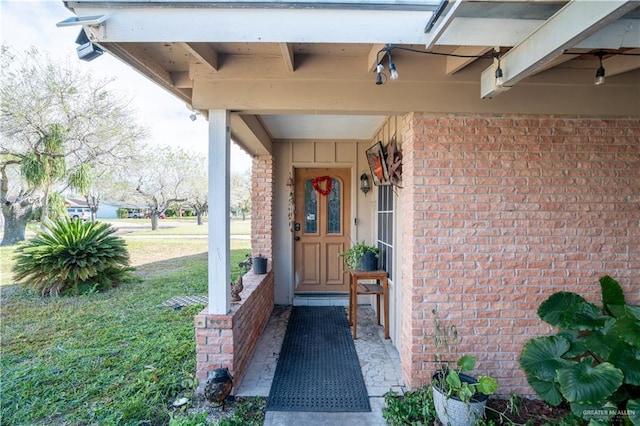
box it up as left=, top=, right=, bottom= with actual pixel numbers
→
left=360, top=172, right=371, bottom=195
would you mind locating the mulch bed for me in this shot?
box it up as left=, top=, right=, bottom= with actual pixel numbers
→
left=485, top=397, right=572, bottom=425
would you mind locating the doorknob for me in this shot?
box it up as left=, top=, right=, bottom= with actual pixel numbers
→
left=295, top=236, right=300, bottom=241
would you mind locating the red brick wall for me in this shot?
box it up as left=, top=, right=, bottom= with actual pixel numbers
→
left=401, top=113, right=640, bottom=395
left=195, top=270, right=274, bottom=389
left=252, top=155, right=275, bottom=260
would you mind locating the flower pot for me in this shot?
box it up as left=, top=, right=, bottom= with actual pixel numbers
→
left=253, top=256, right=267, bottom=274
left=359, top=251, right=378, bottom=271
left=432, top=372, right=488, bottom=426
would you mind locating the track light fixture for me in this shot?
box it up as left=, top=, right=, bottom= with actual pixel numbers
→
left=375, top=63, right=384, bottom=85
left=373, top=45, right=639, bottom=87
left=387, top=48, right=398, bottom=81
left=389, top=61, right=399, bottom=81
left=374, top=45, right=396, bottom=85
left=594, top=51, right=606, bottom=86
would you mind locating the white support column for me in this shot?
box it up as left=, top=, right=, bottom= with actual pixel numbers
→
left=208, top=109, right=231, bottom=314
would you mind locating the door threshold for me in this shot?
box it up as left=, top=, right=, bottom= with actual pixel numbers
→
left=293, top=293, right=348, bottom=307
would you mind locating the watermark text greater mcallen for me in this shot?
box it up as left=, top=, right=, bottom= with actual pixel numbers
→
left=582, top=409, right=636, bottom=419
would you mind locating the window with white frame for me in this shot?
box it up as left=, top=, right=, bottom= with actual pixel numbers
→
left=377, top=185, right=394, bottom=280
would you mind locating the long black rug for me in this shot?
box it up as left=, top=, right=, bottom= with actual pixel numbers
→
left=266, top=306, right=371, bottom=412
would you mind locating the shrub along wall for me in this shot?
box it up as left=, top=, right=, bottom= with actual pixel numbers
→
left=400, top=113, right=640, bottom=395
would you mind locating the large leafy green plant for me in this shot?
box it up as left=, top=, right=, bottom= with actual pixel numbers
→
left=12, top=219, right=133, bottom=296
left=519, top=276, right=640, bottom=425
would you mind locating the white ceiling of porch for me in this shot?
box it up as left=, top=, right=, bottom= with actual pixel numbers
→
left=259, top=114, right=386, bottom=140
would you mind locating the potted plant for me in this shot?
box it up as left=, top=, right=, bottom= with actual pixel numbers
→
left=339, top=241, right=379, bottom=271
left=431, top=355, right=498, bottom=426
left=429, top=310, right=498, bottom=426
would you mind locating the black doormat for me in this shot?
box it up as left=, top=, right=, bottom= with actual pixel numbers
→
left=266, top=306, right=371, bottom=412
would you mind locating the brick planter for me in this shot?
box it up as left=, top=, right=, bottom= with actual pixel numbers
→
left=195, top=268, right=274, bottom=392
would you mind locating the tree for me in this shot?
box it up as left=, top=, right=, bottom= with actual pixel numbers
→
left=132, top=147, right=190, bottom=230
left=230, top=170, right=251, bottom=220
left=182, top=153, right=208, bottom=225
left=0, top=46, right=145, bottom=245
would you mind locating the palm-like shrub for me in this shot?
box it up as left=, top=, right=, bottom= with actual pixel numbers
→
left=12, top=219, right=132, bottom=296
left=519, top=276, right=640, bottom=425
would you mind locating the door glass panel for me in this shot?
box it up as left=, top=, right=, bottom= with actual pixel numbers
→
left=327, top=178, right=341, bottom=234
left=304, top=179, right=317, bottom=233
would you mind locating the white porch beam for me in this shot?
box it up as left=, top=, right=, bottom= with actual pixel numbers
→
left=181, top=42, right=219, bottom=72
left=230, top=114, right=273, bottom=156
left=481, top=0, right=640, bottom=99
left=208, top=109, right=231, bottom=315
left=575, top=20, right=640, bottom=49
left=69, top=8, right=435, bottom=44
left=437, top=18, right=546, bottom=46
left=279, top=43, right=295, bottom=72
left=424, top=0, right=464, bottom=50
left=437, top=17, right=640, bottom=49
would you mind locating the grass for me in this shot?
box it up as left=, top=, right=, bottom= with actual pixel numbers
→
left=0, top=231, right=252, bottom=425
left=114, top=220, right=250, bottom=237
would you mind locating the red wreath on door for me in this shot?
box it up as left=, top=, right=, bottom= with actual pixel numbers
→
left=312, top=176, right=332, bottom=196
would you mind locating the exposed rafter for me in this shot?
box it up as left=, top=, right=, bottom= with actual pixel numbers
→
left=367, top=44, right=386, bottom=72
left=481, top=0, right=640, bottom=99
left=280, top=43, right=295, bottom=72
left=529, top=48, right=591, bottom=76
left=445, top=46, right=492, bottom=75
left=603, top=49, right=640, bottom=76
left=181, top=42, right=219, bottom=72
left=100, top=41, right=191, bottom=104
left=230, top=114, right=273, bottom=156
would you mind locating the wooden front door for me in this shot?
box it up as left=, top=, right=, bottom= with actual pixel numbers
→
left=294, top=168, right=351, bottom=293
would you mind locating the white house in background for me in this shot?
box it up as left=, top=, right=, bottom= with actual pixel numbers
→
left=96, top=203, right=120, bottom=219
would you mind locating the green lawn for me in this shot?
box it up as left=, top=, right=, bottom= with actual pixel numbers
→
left=0, top=233, right=251, bottom=425
left=126, top=220, right=250, bottom=237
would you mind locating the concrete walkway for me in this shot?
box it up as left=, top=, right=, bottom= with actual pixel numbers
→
left=235, top=305, right=404, bottom=426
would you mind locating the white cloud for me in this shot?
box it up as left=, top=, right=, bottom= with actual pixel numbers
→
left=0, top=0, right=252, bottom=171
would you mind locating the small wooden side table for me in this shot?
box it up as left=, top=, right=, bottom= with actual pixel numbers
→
left=348, top=269, right=389, bottom=339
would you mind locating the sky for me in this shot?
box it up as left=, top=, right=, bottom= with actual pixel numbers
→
left=0, top=0, right=252, bottom=172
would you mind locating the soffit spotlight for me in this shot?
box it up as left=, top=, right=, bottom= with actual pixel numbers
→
left=75, top=28, right=103, bottom=62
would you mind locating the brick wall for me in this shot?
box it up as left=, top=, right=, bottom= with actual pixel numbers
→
left=401, top=113, right=640, bottom=395
left=195, top=270, right=274, bottom=389
left=252, top=155, right=275, bottom=260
